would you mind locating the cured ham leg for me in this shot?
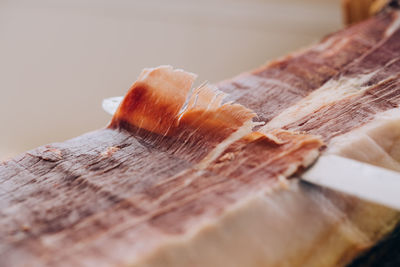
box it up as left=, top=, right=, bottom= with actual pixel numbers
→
left=0, top=66, right=322, bottom=267
left=2, top=7, right=400, bottom=267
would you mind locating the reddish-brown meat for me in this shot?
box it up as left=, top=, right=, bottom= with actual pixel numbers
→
left=1, top=8, right=400, bottom=267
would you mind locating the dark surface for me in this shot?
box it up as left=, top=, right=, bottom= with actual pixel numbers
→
left=349, top=223, right=400, bottom=267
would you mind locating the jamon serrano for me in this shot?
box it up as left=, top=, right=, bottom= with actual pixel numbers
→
left=1, top=7, right=400, bottom=267
left=0, top=66, right=323, bottom=267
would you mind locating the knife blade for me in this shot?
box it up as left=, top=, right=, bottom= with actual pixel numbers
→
left=102, top=96, right=123, bottom=115
left=301, top=154, right=400, bottom=210
left=102, top=96, right=400, bottom=211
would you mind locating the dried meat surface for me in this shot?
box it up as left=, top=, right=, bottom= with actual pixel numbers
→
left=2, top=8, right=400, bottom=267
left=0, top=66, right=322, bottom=267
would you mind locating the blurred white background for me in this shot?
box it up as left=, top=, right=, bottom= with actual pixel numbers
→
left=0, top=0, right=341, bottom=159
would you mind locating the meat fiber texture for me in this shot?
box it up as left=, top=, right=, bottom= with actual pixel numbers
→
left=1, top=8, right=400, bottom=267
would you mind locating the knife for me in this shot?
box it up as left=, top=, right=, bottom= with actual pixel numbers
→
left=102, top=97, right=400, bottom=211
left=300, top=154, right=400, bottom=211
